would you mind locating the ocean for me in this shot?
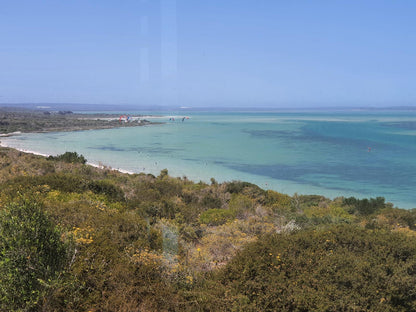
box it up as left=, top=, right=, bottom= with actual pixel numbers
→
left=1, top=110, right=416, bottom=209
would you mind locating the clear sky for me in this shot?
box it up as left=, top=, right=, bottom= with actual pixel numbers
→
left=1, top=0, right=415, bottom=108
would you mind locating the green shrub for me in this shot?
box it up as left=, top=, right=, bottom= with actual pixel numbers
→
left=6, top=173, right=87, bottom=194
left=264, top=190, right=291, bottom=206
left=225, top=181, right=260, bottom=194
left=153, top=178, right=182, bottom=198
left=87, top=180, right=125, bottom=202
left=199, top=208, right=235, bottom=226
left=47, top=151, right=87, bottom=164
left=343, top=196, right=387, bottom=215
left=228, top=194, right=254, bottom=218
left=158, top=168, right=169, bottom=178
left=374, top=208, right=416, bottom=230
left=0, top=199, right=70, bottom=311
left=218, top=224, right=416, bottom=311
left=201, top=194, right=222, bottom=209
left=6, top=174, right=125, bottom=203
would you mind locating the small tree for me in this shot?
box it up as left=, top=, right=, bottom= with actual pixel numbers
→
left=0, top=200, right=70, bottom=311
left=47, top=151, right=87, bottom=164
left=158, top=168, right=169, bottom=179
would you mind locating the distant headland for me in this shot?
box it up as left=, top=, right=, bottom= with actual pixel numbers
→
left=0, top=106, right=160, bottom=135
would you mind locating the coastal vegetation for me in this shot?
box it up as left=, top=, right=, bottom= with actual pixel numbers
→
left=0, top=146, right=416, bottom=311
left=0, top=108, right=155, bottom=134
left=47, top=151, right=87, bottom=164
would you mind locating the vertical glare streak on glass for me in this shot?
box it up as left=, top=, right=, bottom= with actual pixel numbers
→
left=139, top=47, right=149, bottom=82
left=161, top=0, right=178, bottom=106
left=138, top=2, right=150, bottom=84
left=138, top=1, right=161, bottom=86
left=161, top=0, right=178, bottom=77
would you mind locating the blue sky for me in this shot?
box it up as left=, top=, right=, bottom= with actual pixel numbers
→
left=1, top=0, right=415, bottom=108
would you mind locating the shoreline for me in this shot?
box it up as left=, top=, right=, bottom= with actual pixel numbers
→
left=0, top=109, right=165, bottom=136
left=0, top=141, right=136, bottom=175
left=0, top=141, right=50, bottom=158
left=0, top=111, right=414, bottom=209
left=0, top=110, right=189, bottom=177
left=1, top=140, right=413, bottom=209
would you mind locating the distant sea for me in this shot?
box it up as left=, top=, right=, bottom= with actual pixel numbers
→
left=2, top=110, right=416, bottom=209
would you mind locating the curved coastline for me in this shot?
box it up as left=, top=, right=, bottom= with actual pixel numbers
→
left=0, top=140, right=136, bottom=175
left=1, top=137, right=411, bottom=209
left=0, top=110, right=166, bottom=175
left=1, top=110, right=415, bottom=209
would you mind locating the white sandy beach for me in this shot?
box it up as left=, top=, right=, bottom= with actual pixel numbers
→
left=0, top=140, right=135, bottom=175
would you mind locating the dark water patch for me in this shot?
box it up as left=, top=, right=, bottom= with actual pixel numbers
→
left=382, top=121, right=416, bottom=131
left=141, top=147, right=182, bottom=154
left=38, top=135, right=59, bottom=140
left=213, top=160, right=227, bottom=165
left=210, top=122, right=228, bottom=126
left=227, top=161, right=416, bottom=194
left=243, top=129, right=299, bottom=138
left=90, top=145, right=182, bottom=154
left=299, top=121, right=381, bottom=146
left=243, top=121, right=377, bottom=148
left=212, top=158, right=242, bottom=165
left=244, top=121, right=398, bottom=156
left=90, top=145, right=133, bottom=152
left=296, top=121, right=415, bottom=153
left=182, top=158, right=200, bottom=162
left=135, top=146, right=183, bottom=154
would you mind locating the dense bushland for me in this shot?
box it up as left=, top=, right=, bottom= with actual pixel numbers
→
left=47, top=151, right=87, bottom=164
left=216, top=225, right=416, bottom=311
left=0, top=147, right=415, bottom=311
left=0, top=199, right=71, bottom=311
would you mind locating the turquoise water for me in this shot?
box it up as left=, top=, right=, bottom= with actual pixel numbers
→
left=2, top=110, right=416, bottom=208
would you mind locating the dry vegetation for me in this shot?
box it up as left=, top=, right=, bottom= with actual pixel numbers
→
left=1, top=147, right=416, bottom=311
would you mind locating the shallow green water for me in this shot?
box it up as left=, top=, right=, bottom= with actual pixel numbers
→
left=3, top=110, right=416, bottom=208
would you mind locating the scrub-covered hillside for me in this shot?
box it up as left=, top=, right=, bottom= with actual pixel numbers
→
left=0, top=147, right=416, bottom=311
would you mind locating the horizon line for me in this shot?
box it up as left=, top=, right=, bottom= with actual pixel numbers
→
left=1, top=102, right=416, bottom=111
